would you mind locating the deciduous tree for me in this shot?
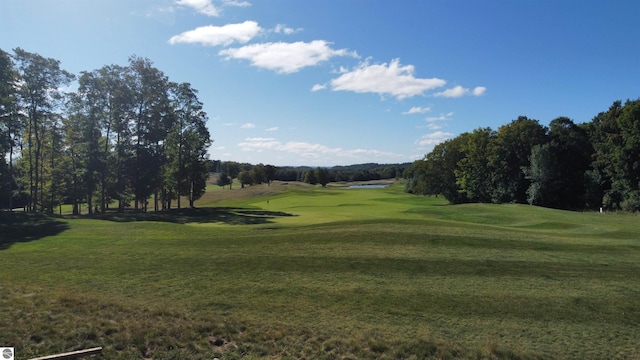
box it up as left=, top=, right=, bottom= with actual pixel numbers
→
left=455, top=128, right=494, bottom=202
left=166, top=82, right=211, bottom=208
left=13, top=48, right=74, bottom=211
left=127, top=56, right=171, bottom=211
left=488, top=116, right=547, bottom=203
left=316, top=167, right=331, bottom=187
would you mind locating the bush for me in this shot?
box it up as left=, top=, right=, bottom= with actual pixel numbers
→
left=621, top=190, right=640, bottom=212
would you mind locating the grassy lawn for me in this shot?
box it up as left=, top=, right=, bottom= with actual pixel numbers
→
left=1, top=183, right=640, bottom=359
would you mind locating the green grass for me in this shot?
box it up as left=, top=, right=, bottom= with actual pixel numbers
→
left=1, top=182, right=640, bottom=359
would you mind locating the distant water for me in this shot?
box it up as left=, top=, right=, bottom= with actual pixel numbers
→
left=347, top=184, right=389, bottom=189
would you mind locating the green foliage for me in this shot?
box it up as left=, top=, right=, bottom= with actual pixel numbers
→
left=275, top=163, right=407, bottom=183
left=303, top=169, right=317, bottom=185
left=406, top=99, right=640, bottom=212
left=165, top=82, right=211, bottom=208
left=489, top=116, right=547, bottom=203
left=264, top=164, right=276, bottom=184
left=216, top=173, right=231, bottom=188
left=523, top=143, right=555, bottom=206
left=12, top=47, right=74, bottom=212
left=621, top=190, right=640, bottom=212
left=0, top=48, right=13, bottom=152
left=0, top=48, right=212, bottom=212
left=251, top=163, right=267, bottom=184
left=456, top=128, right=494, bottom=202
left=315, top=167, right=330, bottom=187
left=550, top=117, right=592, bottom=209
left=224, top=161, right=241, bottom=179
left=404, top=136, right=467, bottom=203
left=0, top=48, right=17, bottom=209
left=237, top=170, right=253, bottom=187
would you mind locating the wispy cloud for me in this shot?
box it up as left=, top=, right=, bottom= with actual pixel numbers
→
left=175, top=0, right=220, bottom=16
left=416, top=131, right=453, bottom=147
left=425, top=112, right=454, bottom=122
left=265, top=127, right=279, bottom=132
left=168, top=21, right=261, bottom=47
left=219, top=40, right=358, bottom=74
left=238, top=137, right=404, bottom=161
left=223, top=0, right=251, bottom=7
left=273, top=24, right=300, bottom=35
left=241, top=122, right=256, bottom=129
left=311, top=83, right=327, bottom=92
left=403, top=106, right=431, bottom=115
left=434, top=85, right=486, bottom=98
left=328, top=59, right=446, bottom=99
left=238, top=137, right=279, bottom=151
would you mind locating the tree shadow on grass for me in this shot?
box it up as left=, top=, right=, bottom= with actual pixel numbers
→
left=0, top=212, right=70, bottom=250
left=88, top=207, right=297, bottom=225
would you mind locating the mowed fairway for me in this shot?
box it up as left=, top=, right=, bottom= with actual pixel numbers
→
left=2, top=183, right=640, bottom=359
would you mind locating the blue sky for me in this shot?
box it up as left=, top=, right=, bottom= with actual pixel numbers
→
left=2, top=0, right=639, bottom=166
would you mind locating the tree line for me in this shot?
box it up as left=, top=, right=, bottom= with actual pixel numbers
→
left=299, top=163, right=407, bottom=187
left=275, top=163, right=407, bottom=185
left=0, top=48, right=212, bottom=213
left=404, top=99, right=640, bottom=211
left=209, top=161, right=407, bottom=189
left=210, top=161, right=277, bottom=189
left=254, top=163, right=405, bottom=187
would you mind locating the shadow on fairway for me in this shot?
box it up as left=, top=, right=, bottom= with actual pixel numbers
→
left=91, top=207, right=296, bottom=225
left=0, top=212, right=70, bottom=250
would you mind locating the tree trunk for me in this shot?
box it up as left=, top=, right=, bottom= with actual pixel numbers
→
left=8, top=134, right=14, bottom=212
left=50, top=139, right=55, bottom=214
left=189, top=180, right=195, bottom=208
left=101, top=122, right=111, bottom=214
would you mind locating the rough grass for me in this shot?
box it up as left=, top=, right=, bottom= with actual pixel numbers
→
left=1, top=182, right=640, bottom=359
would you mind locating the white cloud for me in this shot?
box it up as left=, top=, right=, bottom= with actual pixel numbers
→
left=427, top=123, right=442, bottom=130
left=237, top=137, right=404, bottom=161
left=168, top=21, right=261, bottom=47
left=416, top=131, right=453, bottom=147
left=434, top=85, right=487, bottom=98
left=239, top=137, right=279, bottom=151
left=328, top=59, right=446, bottom=99
left=426, top=112, right=454, bottom=122
left=473, top=86, right=487, bottom=96
left=403, top=106, right=431, bottom=115
left=265, top=127, right=279, bottom=132
left=434, top=85, right=468, bottom=98
left=274, top=24, right=300, bottom=35
left=280, top=141, right=337, bottom=156
left=223, top=0, right=251, bottom=7
left=219, top=40, right=358, bottom=74
left=175, top=0, right=220, bottom=16
left=241, top=122, right=256, bottom=129
left=311, top=83, right=327, bottom=92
